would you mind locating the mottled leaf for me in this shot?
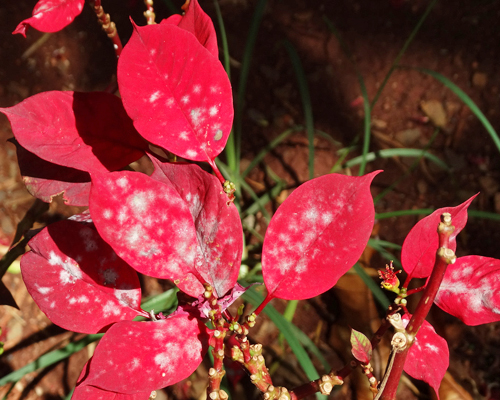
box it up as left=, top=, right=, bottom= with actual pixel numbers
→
left=262, top=172, right=379, bottom=300
left=350, top=328, right=372, bottom=364
left=118, top=22, right=233, bottom=162
left=162, top=0, right=218, bottom=57
left=11, top=139, right=91, bottom=206
left=21, top=220, right=142, bottom=334
left=150, top=158, right=242, bottom=297
left=0, top=91, right=147, bottom=174
left=401, top=195, right=477, bottom=278
left=403, top=314, right=449, bottom=399
left=80, top=315, right=208, bottom=394
left=435, top=256, right=500, bottom=325
left=13, top=0, right=85, bottom=37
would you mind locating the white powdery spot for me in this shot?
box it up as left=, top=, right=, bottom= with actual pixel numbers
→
left=166, top=97, right=174, bottom=107
left=149, top=91, right=161, bottom=103
left=130, top=358, right=141, bottom=370
left=150, top=49, right=156, bottom=56
left=103, top=209, right=113, bottom=219
left=69, top=297, right=77, bottom=305
left=214, top=130, right=223, bottom=141
left=179, top=131, right=190, bottom=141
left=36, top=285, right=52, bottom=295
left=425, top=343, right=439, bottom=353
left=210, top=86, right=219, bottom=93
left=78, top=295, right=89, bottom=303
left=190, top=108, right=203, bottom=126
left=181, top=95, right=190, bottom=104
left=114, top=289, right=138, bottom=307
left=209, top=105, right=219, bottom=116
left=186, top=149, right=198, bottom=158
left=49, top=251, right=82, bottom=282
left=193, top=84, right=201, bottom=93
left=102, top=300, right=121, bottom=317
left=127, top=225, right=146, bottom=247
left=116, top=176, right=129, bottom=189
left=321, top=212, right=334, bottom=225
left=304, top=207, right=319, bottom=223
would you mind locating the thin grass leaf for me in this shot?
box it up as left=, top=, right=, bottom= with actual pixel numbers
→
left=242, top=284, right=329, bottom=400
left=234, top=0, right=268, bottom=172
left=376, top=209, right=433, bottom=219
left=468, top=210, right=500, bottom=221
left=241, top=126, right=301, bottom=179
left=64, top=389, right=74, bottom=400
left=343, top=148, right=449, bottom=170
left=283, top=41, right=315, bottom=179
left=213, top=0, right=230, bottom=80
left=412, top=67, right=500, bottom=155
left=353, top=263, right=391, bottom=309
left=367, top=239, right=403, bottom=270
left=241, top=180, right=286, bottom=219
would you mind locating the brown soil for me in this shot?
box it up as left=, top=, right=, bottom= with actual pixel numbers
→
left=1, top=0, right=500, bottom=399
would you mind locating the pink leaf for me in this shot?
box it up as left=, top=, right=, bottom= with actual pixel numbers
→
left=21, top=220, right=142, bottom=334
left=11, top=140, right=91, bottom=206
left=262, top=172, right=379, bottom=300
left=401, top=195, right=477, bottom=278
left=0, top=91, right=148, bottom=174
left=150, top=158, right=242, bottom=297
left=402, top=314, right=449, bottom=399
left=350, top=328, right=372, bottom=364
left=117, top=22, right=233, bottom=162
left=73, top=361, right=151, bottom=400
left=13, top=0, right=85, bottom=37
left=435, top=256, right=500, bottom=325
left=80, top=315, right=208, bottom=394
left=162, top=0, right=218, bottom=57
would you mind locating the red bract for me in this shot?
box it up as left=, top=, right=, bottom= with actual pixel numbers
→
left=261, top=171, right=379, bottom=300
left=13, top=0, right=84, bottom=37
left=163, top=0, right=218, bottom=58
left=401, top=195, right=477, bottom=278
left=89, top=158, right=242, bottom=298
left=402, top=314, right=449, bottom=399
left=78, top=315, right=209, bottom=395
left=435, top=256, right=500, bottom=325
left=21, top=220, right=143, bottom=334
left=117, top=22, right=233, bottom=163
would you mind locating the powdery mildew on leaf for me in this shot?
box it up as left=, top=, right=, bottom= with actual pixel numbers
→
left=262, top=172, right=379, bottom=300
left=0, top=91, right=147, bottom=174
left=90, top=171, right=206, bottom=296
left=401, top=194, right=477, bottom=279
left=80, top=315, right=208, bottom=394
left=150, top=158, right=242, bottom=297
left=402, top=314, right=449, bottom=399
left=162, top=0, right=218, bottom=58
left=21, top=220, right=142, bottom=334
left=12, top=140, right=91, bottom=206
left=118, top=22, right=233, bottom=162
left=13, top=0, right=85, bottom=37
left=435, top=256, right=500, bottom=325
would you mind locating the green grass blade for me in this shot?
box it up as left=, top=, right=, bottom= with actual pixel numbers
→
left=352, top=263, right=391, bottom=309
left=343, top=148, right=449, bottom=171
left=241, top=180, right=286, bottom=219
left=412, top=67, right=500, bottom=155
left=234, top=0, right=268, bottom=171
left=0, top=334, right=103, bottom=386
left=367, top=239, right=403, bottom=270
left=376, top=209, right=433, bottom=219
left=213, top=0, right=230, bottom=80
left=370, top=0, right=438, bottom=108
left=468, top=210, right=500, bottom=221
left=241, top=127, right=301, bottom=179
left=242, top=285, right=330, bottom=399
left=283, top=41, right=315, bottom=179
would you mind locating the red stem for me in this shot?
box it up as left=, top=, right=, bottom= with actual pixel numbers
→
left=90, top=0, right=123, bottom=58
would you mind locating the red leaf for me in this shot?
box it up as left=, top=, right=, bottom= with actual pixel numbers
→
left=162, top=0, right=218, bottom=57
left=80, top=315, right=209, bottom=394
left=74, top=361, right=151, bottom=400
left=117, top=22, right=233, bottom=162
left=21, top=220, right=142, bottom=334
left=435, top=256, right=500, bottom=325
left=401, top=195, right=477, bottom=279
left=262, top=172, right=379, bottom=300
left=90, top=163, right=242, bottom=298
left=150, top=158, right=242, bottom=297
left=0, top=91, right=147, bottom=174
left=402, top=314, right=449, bottom=399
left=11, top=140, right=91, bottom=206
left=350, top=328, right=372, bottom=364
left=13, top=0, right=85, bottom=37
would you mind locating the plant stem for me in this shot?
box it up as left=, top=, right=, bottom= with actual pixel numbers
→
left=91, top=0, right=123, bottom=58
left=379, top=213, right=456, bottom=400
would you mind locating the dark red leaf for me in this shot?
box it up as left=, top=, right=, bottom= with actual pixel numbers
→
left=402, top=314, right=449, bottom=399
left=162, top=0, right=218, bottom=57
left=13, top=0, right=85, bottom=37
left=435, top=256, right=500, bottom=325
left=21, top=220, right=142, bottom=334
left=262, top=172, right=379, bottom=300
left=11, top=139, right=91, bottom=206
left=401, top=195, right=477, bottom=279
left=80, top=315, right=209, bottom=394
left=117, top=22, right=233, bottom=162
left=350, top=328, right=372, bottom=364
left=0, top=91, right=147, bottom=174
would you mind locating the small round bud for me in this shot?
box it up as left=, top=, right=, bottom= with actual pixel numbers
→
left=214, top=330, right=221, bottom=338
left=209, top=392, right=218, bottom=400
left=208, top=368, right=216, bottom=377
left=219, top=390, right=228, bottom=400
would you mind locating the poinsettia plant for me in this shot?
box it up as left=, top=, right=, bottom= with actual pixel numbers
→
left=2, top=1, right=500, bottom=400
